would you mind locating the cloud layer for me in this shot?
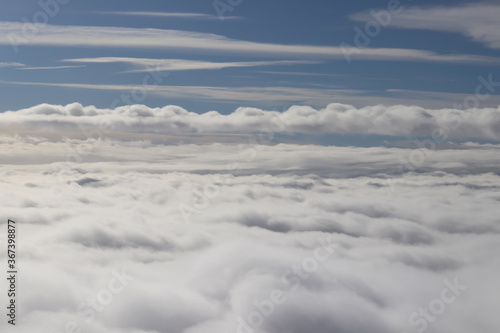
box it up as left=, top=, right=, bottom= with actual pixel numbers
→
left=1, top=103, right=500, bottom=141
left=0, top=136, right=499, bottom=333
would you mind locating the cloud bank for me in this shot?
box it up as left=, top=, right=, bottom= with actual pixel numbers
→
left=1, top=102, right=500, bottom=141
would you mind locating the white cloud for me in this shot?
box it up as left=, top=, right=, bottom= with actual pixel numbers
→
left=62, top=57, right=318, bottom=72
left=16, top=65, right=86, bottom=70
left=351, top=3, right=500, bottom=49
left=0, top=22, right=498, bottom=63
left=96, top=11, right=240, bottom=20
left=1, top=102, right=500, bottom=141
left=0, top=81, right=357, bottom=107
left=0, top=61, right=24, bottom=68
left=257, top=71, right=341, bottom=77
left=0, top=137, right=499, bottom=333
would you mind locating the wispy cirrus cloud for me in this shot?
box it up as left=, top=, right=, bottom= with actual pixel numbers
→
left=3, top=79, right=500, bottom=109
left=0, top=61, right=24, bottom=68
left=0, top=80, right=351, bottom=106
left=16, top=65, right=86, bottom=70
left=257, top=71, right=340, bottom=77
left=1, top=22, right=499, bottom=63
left=62, top=57, right=318, bottom=72
left=351, top=3, right=500, bottom=49
left=96, top=10, right=241, bottom=20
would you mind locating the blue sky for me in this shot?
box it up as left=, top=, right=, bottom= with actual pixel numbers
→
left=0, top=0, right=499, bottom=114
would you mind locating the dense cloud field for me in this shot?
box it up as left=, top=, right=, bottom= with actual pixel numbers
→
left=1, top=130, right=499, bottom=333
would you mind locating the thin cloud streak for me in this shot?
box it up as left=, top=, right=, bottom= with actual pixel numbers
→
left=0, top=80, right=352, bottom=105
left=3, top=79, right=500, bottom=109
left=61, top=57, right=319, bottom=72
left=16, top=65, right=86, bottom=70
left=96, top=10, right=241, bottom=20
left=0, top=61, right=24, bottom=68
left=257, top=71, right=341, bottom=77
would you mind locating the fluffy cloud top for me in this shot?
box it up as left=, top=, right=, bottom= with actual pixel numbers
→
left=0, top=137, right=499, bottom=333
left=1, top=103, right=500, bottom=141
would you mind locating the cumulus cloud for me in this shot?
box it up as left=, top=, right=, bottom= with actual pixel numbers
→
left=0, top=135, right=499, bottom=333
left=1, top=102, right=500, bottom=141
left=351, top=3, right=500, bottom=49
